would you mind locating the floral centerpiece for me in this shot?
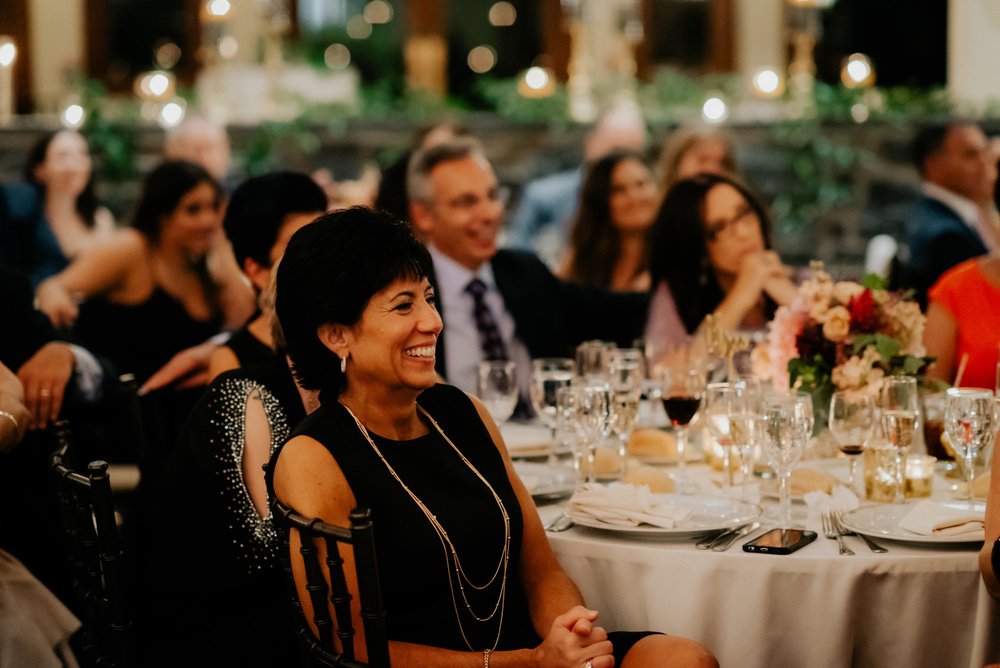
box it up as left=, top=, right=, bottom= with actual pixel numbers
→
left=752, top=262, right=932, bottom=418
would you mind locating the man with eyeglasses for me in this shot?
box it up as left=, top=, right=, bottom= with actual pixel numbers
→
left=407, top=137, right=648, bottom=400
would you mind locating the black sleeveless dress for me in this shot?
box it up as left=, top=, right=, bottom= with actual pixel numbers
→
left=75, top=286, right=221, bottom=385
left=270, top=383, right=541, bottom=652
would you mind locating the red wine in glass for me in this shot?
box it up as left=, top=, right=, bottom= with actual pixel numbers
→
left=662, top=396, right=701, bottom=426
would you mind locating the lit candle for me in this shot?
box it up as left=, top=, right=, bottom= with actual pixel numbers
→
left=904, top=455, right=936, bottom=498
left=0, top=36, right=16, bottom=125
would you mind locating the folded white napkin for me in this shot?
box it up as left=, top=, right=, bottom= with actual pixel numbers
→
left=804, top=486, right=860, bottom=518
left=501, top=424, right=552, bottom=454
left=897, top=500, right=985, bottom=538
left=569, top=483, right=693, bottom=528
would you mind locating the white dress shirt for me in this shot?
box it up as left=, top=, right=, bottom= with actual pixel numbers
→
left=428, top=245, right=533, bottom=399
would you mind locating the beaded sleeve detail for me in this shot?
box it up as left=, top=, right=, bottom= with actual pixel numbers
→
left=206, top=377, right=289, bottom=571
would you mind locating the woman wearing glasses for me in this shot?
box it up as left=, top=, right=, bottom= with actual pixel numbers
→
left=644, top=173, right=797, bottom=364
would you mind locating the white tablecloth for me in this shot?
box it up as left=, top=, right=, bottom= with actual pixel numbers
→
left=535, top=464, right=1000, bottom=668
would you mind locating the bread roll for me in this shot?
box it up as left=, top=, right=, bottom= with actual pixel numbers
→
left=578, top=448, right=625, bottom=478
left=623, top=465, right=676, bottom=493
left=628, top=429, right=678, bottom=459
left=789, top=468, right=837, bottom=496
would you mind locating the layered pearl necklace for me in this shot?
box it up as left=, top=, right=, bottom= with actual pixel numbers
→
left=340, top=401, right=511, bottom=652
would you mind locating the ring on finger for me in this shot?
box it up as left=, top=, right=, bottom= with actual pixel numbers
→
left=585, top=661, right=593, bottom=668
left=39, top=389, right=51, bottom=397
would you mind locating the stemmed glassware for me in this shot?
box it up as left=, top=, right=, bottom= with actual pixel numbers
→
left=828, top=391, right=875, bottom=492
left=881, top=376, right=919, bottom=504
left=704, top=383, right=738, bottom=490
left=476, top=361, right=518, bottom=425
left=760, top=394, right=810, bottom=525
left=607, top=352, right=642, bottom=478
left=944, top=387, right=995, bottom=509
left=660, top=367, right=704, bottom=492
left=530, top=358, right=576, bottom=463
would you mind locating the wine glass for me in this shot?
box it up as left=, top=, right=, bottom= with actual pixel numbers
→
left=660, top=367, right=704, bottom=492
left=881, top=376, right=919, bottom=504
left=761, top=394, right=810, bottom=525
left=575, top=340, right=614, bottom=381
left=529, top=358, right=576, bottom=463
left=476, top=361, right=518, bottom=425
left=733, top=379, right=761, bottom=499
left=704, top=383, right=737, bottom=490
left=944, top=387, right=995, bottom=509
left=828, top=391, right=875, bottom=492
left=556, top=386, right=584, bottom=489
left=571, top=384, right=612, bottom=483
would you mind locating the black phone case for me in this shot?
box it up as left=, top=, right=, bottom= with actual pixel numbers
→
left=742, top=529, right=818, bottom=554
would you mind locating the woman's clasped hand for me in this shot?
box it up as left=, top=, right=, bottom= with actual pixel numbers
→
left=533, top=606, right=613, bottom=668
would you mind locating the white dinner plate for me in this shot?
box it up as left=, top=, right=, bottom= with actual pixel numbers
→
left=840, top=501, right=986, bottom=544
left=501, top=423, right=553, bottom=458
left=513, top=461, right=575, bottom=502
left=567, top=494, right=763, bottom=539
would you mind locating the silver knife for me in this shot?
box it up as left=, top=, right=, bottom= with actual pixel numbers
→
left=696, top=526, right=741, bottom=550
left=711, top=521, right=763, bottom=551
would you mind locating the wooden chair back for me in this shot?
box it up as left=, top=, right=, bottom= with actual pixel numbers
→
left=49, top=420, right=132, bottom=667
left=271, top=498, right=390, bottom=668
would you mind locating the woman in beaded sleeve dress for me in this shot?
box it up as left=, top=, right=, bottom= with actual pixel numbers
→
left=267, top=207, right=718, bottom=668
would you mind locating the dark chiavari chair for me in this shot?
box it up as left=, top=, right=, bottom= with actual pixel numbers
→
left=49, top=420, right=133, bottom=667
left=271, top=498, right=390, bottom=668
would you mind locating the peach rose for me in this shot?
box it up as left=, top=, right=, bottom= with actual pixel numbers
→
left=821, top=305, right=851, bottom=342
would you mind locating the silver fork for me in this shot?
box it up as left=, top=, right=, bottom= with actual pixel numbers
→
left=822, top=512, right=854, bottom=556
left=834, top=512, right=888, bottom=553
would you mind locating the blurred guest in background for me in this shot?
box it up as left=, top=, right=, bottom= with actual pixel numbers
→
left=143, top=312, right=315, bottom=667
left=559, top=149, right=659, bottom=291
left=904, top=120, right=998, bottom=306
left=208, top=171, right=327, bottom=379
left=163, top=115, right=232, bottom=184
left=407, top=138, right=648, bottom=399
left=507, top=102, right=647, bottom=265
left=0, top=130, right=115, bottom=286
left=35, top=161, right=254, bottom=459
left=36, top=160, right=253, bottom=384
left=923, top=256, right=1000, bottom=388
left=657, top=124, right=738, bottom=191
left=374, top=120, right=467, bottom=223
left=645, top=174, right=796, bottom=364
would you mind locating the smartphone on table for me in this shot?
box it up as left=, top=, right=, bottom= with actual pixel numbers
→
left=742, top=528, right=817, bottom=555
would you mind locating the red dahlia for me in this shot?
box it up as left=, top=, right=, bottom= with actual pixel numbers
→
left=847, top=289, right=880, bottom=333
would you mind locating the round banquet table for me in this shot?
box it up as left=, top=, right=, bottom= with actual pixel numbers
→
left=533, top=463, right=1000, bottom=668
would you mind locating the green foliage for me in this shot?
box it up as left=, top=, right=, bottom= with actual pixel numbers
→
left=74, top=77, right=138, bottom=182
left=476, top=77, right=571, bottom=129
left=859, top=274, right=886, bottom=290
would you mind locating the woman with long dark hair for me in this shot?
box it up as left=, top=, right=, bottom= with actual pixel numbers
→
left=645, top=173, right=796, bottom=364
left=36, top=160, right=254, bottom=384
left=560, top=150, right=659, bottom=291
left=15, top=130, right=115, bottom=285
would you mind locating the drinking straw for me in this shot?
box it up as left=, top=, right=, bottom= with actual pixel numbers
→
left=953, top=352, right=969, bottom=388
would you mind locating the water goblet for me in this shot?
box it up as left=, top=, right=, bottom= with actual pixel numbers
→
left=944, top=387, right=995, bottom=509
left=529, top=358, right=576, bottom=463
left=828, top=391, right=875, bottom=492
left=572, top=384, right=612, bottom=483
left=704, top=382, right=737, bottom=489
left=476, top=360, right=518, bottom=425
left=761, top=394, right=810, bottom=525
left=881, top=376, right=919, bottom=503
left=575, top=340, right=615, bottom=381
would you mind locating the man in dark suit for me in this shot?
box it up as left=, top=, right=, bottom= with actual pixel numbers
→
left=406, top=137, right=647, bottom=399
left=904, top=120, right=998, bottom=305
